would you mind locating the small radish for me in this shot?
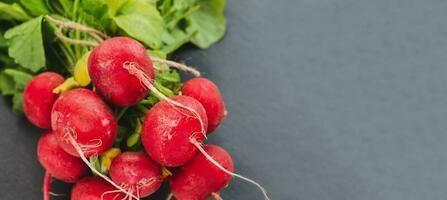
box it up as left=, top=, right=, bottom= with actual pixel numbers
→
left=43, top=172, right=51, bottom=200
left=51, top=88, right=117, bottom=157
left=109, top=152, right=163, bottom=198
left=88, top=37, right=154, bottom=106
left=37, top=132, right=87, bottom=183
left=71, top=177, right=126, bottom=200
left=182, top=78, right=227, bottom=133
left=141, top=95, right=208, bottom=167
left=23, top=72, right=64, bottom=129
left=169, top=144, right=234, bottom=200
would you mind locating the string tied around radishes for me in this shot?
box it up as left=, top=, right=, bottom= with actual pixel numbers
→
left=45, top=15, right=201, bottom=77
left=151, top=57, right=201, bottom=77
left=45, top=15, right=109, bottom=43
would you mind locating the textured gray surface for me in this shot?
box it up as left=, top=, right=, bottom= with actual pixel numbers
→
left=2, top=0, right=447, bottom=199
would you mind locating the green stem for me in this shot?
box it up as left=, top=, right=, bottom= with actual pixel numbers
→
left=162, top=6, right=177, bottom=19
left=72, top=0, right=80, bottom=20
left=46, top=21, right=76, bottom=66
left=44, top=0, right=55, bottom=13
left=74, top=18, right=82, bottom=60
left=153, top=81, right=174, bottom=98
left=116, top=107, right=129, bottom=121
left=52, top=2, right=65, bottom=15
left=53, top=77, right=81, bottom=94
left=136, top=104, right=149, bottom=114
left=127, top=119, right=142, bottom=147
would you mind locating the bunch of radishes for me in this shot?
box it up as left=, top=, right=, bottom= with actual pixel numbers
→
left=24, top=37, right=268, bottom=200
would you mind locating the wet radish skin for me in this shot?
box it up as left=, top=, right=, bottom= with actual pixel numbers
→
left=141, top=96, right=208, bottom=167
left=109, top=152, right=163, bottom=197
left=170, top=145, right=234, bottom=200
left=88, top=37, right=154, bottom=106
left=51, top=88, right=117, bottom=157
left=23, top=72, right=64, bottom=129
left=182, top=78, right=226, bottom=133
left=37, top=132, right=87, bottom=183
left=71, top=177, right=126, bottom=200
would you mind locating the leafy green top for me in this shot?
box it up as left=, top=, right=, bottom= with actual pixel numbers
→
left=0, top=0, right=226, bottom=113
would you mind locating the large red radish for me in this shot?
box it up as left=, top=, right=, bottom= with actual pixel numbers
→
left=88, top=37, right=154, bottom=106
left=51, top=88, right=117, bottom=157
left=23, top=72, right=64, bottom=129
left=71, top=177, right=126, bottom=200
left=109, top=152, right=163, bottom=198
left=182, top=78, right=227, bottom=133
left=141, top=95, right=208, bottom=167
left=169, top=144, right=234, bottom=200
left=37, top=132, right=87, bottom=183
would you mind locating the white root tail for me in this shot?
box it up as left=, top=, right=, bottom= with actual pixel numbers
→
left=151, top=57, right=201, bottom=77
left=166, top=193, right=174, bottom=200
left=211, top=192, right=223, bottom=200
left=64, top=129, right=139, bottom=200
left=123, top=61, right=206, bottom=137
left=190, top=139, right=271, bottom=200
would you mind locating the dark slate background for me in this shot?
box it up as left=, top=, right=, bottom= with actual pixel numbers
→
left=2, top=0, right=447, bottom=199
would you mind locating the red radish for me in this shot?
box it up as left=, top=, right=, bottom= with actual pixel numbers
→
left=182, top=78, right=227, bottom=133
left=37, top=132, right=87, bottom=183
left=71, top=177, right=126, bottom=200
left=169, top=144, right=234, bottom=200
left=141, top=95, right=208, bottom=167
left=109, top=152, right=163, bottom=198
left=43, top=172, right=51, bottom=200
left=51, top=88, right=117, bottom=157
left=23, top=72, right=64, bottom=129
left=88, top=37, right=155, bottom=106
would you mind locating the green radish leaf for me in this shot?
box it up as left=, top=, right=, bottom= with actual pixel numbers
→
left=0, top=71, right=15, bottom=95
left=160, top=28, right=196, bottom=54
left=158, top=0, right=172, bottom=14
left=0, top=54, right=16, bottom=67
left=4, top=68, right=33, bottom=91
left=20, top=0, right=50, bottom=16
left=0, top=31, right=7, bottom=48
left=5, top=16, right=45, bottom=72
left=1, top=0, right=21, bottom=3
left=147, top=50, right=166, bottom=59
left=0, top=2, right=31, bottom=21
left=173, top=0, right=197, bottom=10
left=113, top=0, right=163, bottom=49
left=104, top=0, right=127, bottom=17
left=0, top=68, right=32, bottom=113
left=186, top=0, right=226, bottom=48
left=12, top=92, right=23, bottom=113
left=81, top=0, right=108, bottom=16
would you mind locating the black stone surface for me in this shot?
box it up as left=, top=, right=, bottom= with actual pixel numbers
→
left=2, top=0, right=447, bottom=199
